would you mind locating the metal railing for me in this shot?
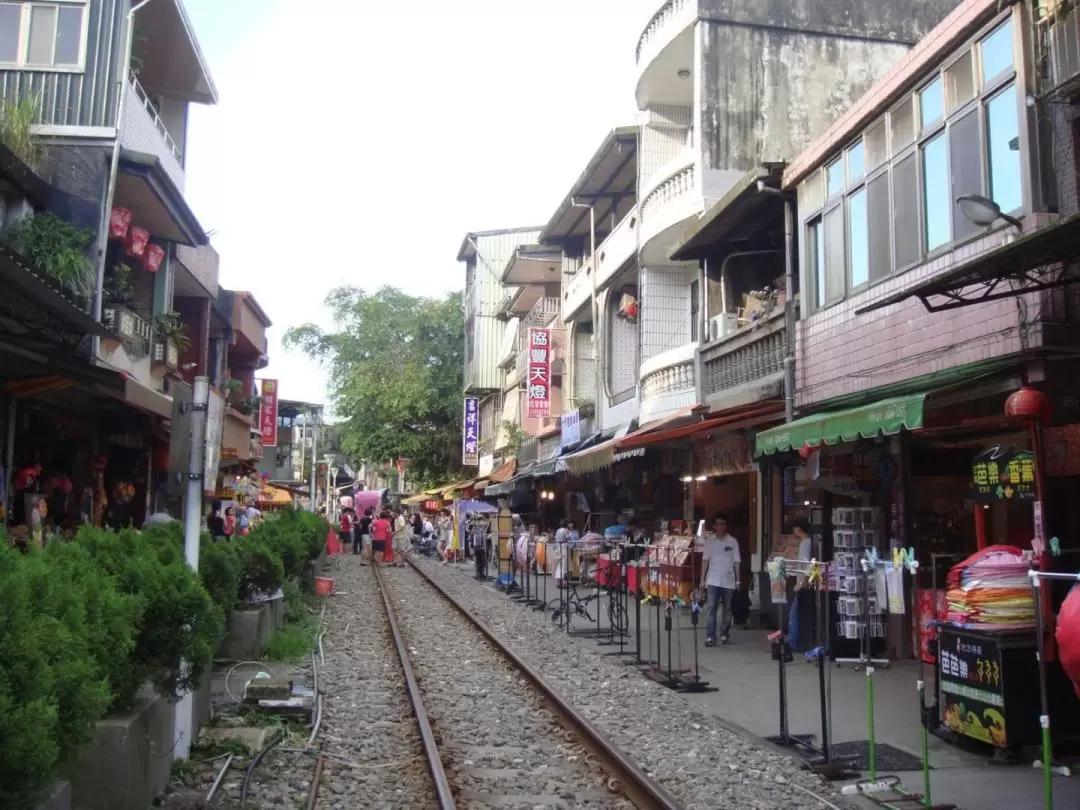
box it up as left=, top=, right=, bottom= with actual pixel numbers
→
left=128, top=72, right=183, bottom=165
left=102, top=304, right=153, bottom=359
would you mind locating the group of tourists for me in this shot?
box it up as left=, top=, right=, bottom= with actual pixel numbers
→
left=337, top=506, right=450, bottom=565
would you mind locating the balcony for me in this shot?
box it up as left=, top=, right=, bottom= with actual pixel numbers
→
left=175, top=243, right=219, bottom=298
left=639, top=152, right=699, bottom=262
left=635, top=0, right=697, bottom=108
left=100, top=304, right=157, bottom=386
left=697, top=308, right=787, bottom=413
left=562, top=209, right=639, bottom=323
left=639, top=342, right=697, bottom=424
left=120, top=73, right=186, bottom=192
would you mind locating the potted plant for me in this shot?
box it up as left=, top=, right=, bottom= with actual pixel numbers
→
left=222, top=377, right=243, bottom=406
left=152, top=311, right=190, bottom=370
left=103, top=263, right=135, bottom=306
left=2, top=211, right=94, bottom=307
left=235, top=395, right=262, bottom=417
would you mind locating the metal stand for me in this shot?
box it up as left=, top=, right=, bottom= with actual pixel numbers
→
left=534, top=542, right=547, bottom=613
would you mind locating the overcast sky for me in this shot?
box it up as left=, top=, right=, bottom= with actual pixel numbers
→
left=182, top=0, right=662, bottom=407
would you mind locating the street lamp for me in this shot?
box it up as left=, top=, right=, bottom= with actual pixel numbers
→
left=323, top=454, right=334, bottom=517
left=329, top=465, right=339, bottom=521
left=956, top=193, right=1023, bottom=231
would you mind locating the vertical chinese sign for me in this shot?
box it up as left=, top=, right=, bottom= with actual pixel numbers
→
left=462, top=397, right=479, bottom=466
left=260, top=379, right=279, bottom=446
left=526, top=327, right=551, bottom=418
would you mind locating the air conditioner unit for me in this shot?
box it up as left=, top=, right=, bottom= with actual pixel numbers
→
left=708, top=313, right=739, bottom=341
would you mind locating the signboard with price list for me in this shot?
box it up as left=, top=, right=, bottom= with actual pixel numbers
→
left=938, top=626, right=1041, bottom=749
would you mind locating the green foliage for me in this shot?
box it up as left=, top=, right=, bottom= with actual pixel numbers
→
left=263, top=614, right=317, bottom=662
left=151, top=311, right=191, bottom=351
left=283, top=286, right=465, bottom=487
left=198, top=537, right=242, bottom=614
left=0, top=92, right=43, bottom=171
left=235, top=535, right=285, bottom=598
left=3, top=212, right=95, bottom=301
left=73, top=526, right=222, bottom=711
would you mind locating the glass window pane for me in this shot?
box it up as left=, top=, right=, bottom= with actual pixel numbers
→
left=865, top=121, right=887, bottom=170
left=894, top=155, right=920, bottom=269
left=826, top=159, right=844, bottom=197
left=981, top=19, right=1014, bottom=84
left=987, top=84, right=1023, bottom=214
left=950, top=111, right=983, bottom=242
left=946, top=50, right=975, bottom=112
left=848, top=141, right=865, bottom=182
left=891, top=99, right=915, bottom=153
left=919, top=77, right=944, bottom=130
left=0, top=4, right=20, bottom=63
left=824, top=207, right=846, bottom=304
left=867, top=174, right=891, bottom=282
left=55, top=6, right=83, bottom=65
left=810, top=220, right=825, bottom=310
left=848, top=189, right=869, bottom=288
left=922, top=133, right=951, bottom=252
left=798, top=173, right=824, bottom=216
left=27, top=5, right=56, bottom=66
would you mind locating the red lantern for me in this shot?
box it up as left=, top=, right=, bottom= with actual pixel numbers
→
left=152, top=442, right=169, bottom=471
left=143, top=243, right=165, bottom=272
left=1005, top=386, right=1053, bottom=423
left=798, top=441, right=816, bottom=460
left=125, top=226, right=150, bottom=259
left=109, top=207, right=132, bottom=239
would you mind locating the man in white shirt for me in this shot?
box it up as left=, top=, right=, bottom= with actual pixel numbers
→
left=699, top=513, right=741, bottom=646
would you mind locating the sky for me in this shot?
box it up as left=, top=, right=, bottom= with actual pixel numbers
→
left=181, top=0, right=663, bottom=409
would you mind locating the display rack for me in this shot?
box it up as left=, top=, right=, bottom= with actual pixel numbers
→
left=833, top=507, right=888, bottom=662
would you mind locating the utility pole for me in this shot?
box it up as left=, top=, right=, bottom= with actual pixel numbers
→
left=175, top=375, right=208, bottom=760
left=308, top=409, right=320, bottom=513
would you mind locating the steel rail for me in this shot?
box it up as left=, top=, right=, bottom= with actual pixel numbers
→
left=405, top=558, right=684, bottom=810
left=373, top=564, right=458, bottom=809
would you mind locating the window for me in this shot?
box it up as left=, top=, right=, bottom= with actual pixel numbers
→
left=0, top=2, right=86, bottom=69
left=826, top=159, right=844, bottom=198
left=867, top=175, right=891, bottom=283
left=981, top=19, right=1014, bottom=84
left=847, top=188, right=869, bottom=288
left=946, top=51, right=976, bottom=112
left=919, top=77, right=945, bottom=130
left=848, top=141, right=865, bottom=183
left=922, top=133, right=951, bottom=251
left=824, top=207, right=845, bottom=305
left=808, top=219, right=825, bottom=310
left=950, top=110, right=983, bottom=241
left=893, top=155, right=920, bottom=270
left=986, top=83, right=1022, bottom=213
left=891, top=98, right=915, bottom=153
left=798, top=171, right=824, bottom=216
left=865, top=121, right=887, bottom=171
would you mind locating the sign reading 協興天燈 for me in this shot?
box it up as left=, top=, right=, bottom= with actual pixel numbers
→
left=526, top=328, right=551, bottom=418
left=260, top=379, right=279, bottom=447
left=462, top=397, right=479, bottom=466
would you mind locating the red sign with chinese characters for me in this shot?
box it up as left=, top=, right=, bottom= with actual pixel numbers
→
left=259, top=379, right=279, bottom=447
left=526, top=327, right=551, bottom=418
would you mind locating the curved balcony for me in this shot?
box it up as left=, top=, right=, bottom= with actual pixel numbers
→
left=562, top=208, right=639, bottom=324
left=635, top=0, right=697, bottom=109
left=639, top=342, right=697, bottom=425
left=639, top=152, right=700, bottom=264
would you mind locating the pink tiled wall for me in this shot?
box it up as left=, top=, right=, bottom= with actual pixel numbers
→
left=796, top=229, right=1031, bottom=407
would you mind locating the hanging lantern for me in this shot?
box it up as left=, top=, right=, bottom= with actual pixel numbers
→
left=152, top=441, right=169, bottom=471
left=109, top=207, right=133, bottom=240
left=143, top=243, right=165, bottom=272
left=125, top=226, right=150, bottom=258
left=1005, top=386, right=1053, bottom=423
left=798, top=441, right=816, bottom=460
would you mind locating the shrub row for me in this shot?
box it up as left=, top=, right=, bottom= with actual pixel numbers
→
left=0, top=508, right=328, bottom=809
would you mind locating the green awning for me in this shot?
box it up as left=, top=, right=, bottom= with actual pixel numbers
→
left=755, top=393, right=926, bottom=456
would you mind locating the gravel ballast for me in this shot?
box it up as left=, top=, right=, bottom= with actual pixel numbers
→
left=410, top=557, right=855, bottom=810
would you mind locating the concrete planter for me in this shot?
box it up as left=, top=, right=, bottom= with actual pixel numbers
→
left=35, top=781, right=70, bottom=810
left=68, top=688, right=174, bottom=810
left=218, top=603, right=273, bottom=661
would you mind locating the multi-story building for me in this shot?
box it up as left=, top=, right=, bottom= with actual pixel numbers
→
left=458, top=227, right=542, bottom=472
left=1, top=0, right=216, bottom=405
left=632, top=0, right=964, bottom=426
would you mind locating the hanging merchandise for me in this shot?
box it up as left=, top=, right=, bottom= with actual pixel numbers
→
left=125, top=225, right=150, bottom=259
left=109, top=206, right=133, bottom=239
left=944, top=545, right=1034, bottom=630
left=767, top=557, right=788, bottom=604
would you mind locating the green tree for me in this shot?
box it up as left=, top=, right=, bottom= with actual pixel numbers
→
left=283, top=286, right=464, bottom=487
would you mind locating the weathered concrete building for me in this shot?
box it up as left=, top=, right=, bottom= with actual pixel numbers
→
left=633, top=0, right=964, bottom=425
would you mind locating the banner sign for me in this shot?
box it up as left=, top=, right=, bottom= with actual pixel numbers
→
left=259, top=379, right=279, bottom=447
left=971, top=445, right=1035, bottom=501
left=526, top=327, right=551, bottom=418
left=560, top=409, right=580, bottom=447
left=939, top=626, right=1007, bottom=747
left=462, top=397, right=479, bottom=466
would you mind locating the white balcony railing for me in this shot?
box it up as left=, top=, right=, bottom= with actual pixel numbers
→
left=636, top=0, right=692, bottom=63
left=639, top=342, right=697, bottom=424
left=120, top=72, right=185, bottom=191
left=698, top=308, right=787, bottom=409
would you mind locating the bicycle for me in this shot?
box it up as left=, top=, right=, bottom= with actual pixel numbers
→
left=548, top=576, right=627, bottom=633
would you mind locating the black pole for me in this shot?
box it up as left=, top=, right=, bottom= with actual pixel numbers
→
left=817, top=584, right=830, bottom=762
left=778, top=602, right=788, bottom=742
left=535, top=541, right=547, bottom=612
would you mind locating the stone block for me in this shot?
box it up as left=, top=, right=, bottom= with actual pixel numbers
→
left=243, top=678, right=293, bottom=702
left=218, top=604, right=272, bottom=661
left=68, top=689, right=174, bottom=810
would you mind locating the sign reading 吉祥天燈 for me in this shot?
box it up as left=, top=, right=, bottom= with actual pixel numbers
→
left=971, top=445, right=1035, bottom=501
left=462, top=396, right=479, bottom=466
left=259, top=379, right=279, bottom=447
left=526, top=327, right=551, bottom=418
left=938, top=627, right=1007, bottom=747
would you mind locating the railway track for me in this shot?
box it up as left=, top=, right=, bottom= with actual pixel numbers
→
left=301, top=557, right=683, bottom=810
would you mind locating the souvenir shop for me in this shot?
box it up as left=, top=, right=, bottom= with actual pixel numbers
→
left=755, top=380, right=1080, bottom=758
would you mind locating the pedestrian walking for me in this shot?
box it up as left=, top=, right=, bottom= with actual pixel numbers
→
left=340, top=507, right=357, bottom=554
left=371, top=510, right=392, bottom=566
left=699, top=513, right=741, bottom=647
left=357, top=507, right=373, bottom=563
left=393, top=510, right=410, bottom=565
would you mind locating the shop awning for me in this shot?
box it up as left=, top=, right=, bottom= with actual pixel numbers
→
left=489, top=459, right=516, bottom=483
left=755, top=393, right=926, bottom=456
left=622, top=401, right=785, bottom=452
left=854, top=212, right=1080, bottom=314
